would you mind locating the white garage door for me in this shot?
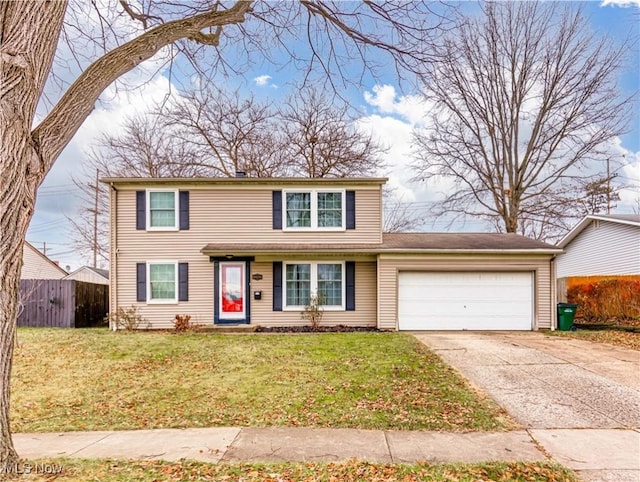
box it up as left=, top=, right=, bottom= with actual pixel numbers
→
left=398, top=272, right=533, bottom=331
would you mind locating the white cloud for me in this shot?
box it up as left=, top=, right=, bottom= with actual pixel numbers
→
left=357, top=114, right=417, bottom=201
left=600, top=0, right=640, bottom=7
left=359, top=86, right=456, bottom=209
left=618, top=151, right=640, bottom=212
left=363, top=84, right=427, bottom=126
left=253, top=74, right=272, bottom=87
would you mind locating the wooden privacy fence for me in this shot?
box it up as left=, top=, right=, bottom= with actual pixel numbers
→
left=18, top=280, right=109, bottom=328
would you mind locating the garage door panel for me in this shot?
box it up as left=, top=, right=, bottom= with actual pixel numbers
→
left=398, top=272, right=533, bottom=331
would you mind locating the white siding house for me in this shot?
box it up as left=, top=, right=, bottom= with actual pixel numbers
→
left=556, top=215, right=640, bottom=278
left=20, top=242, right=68, bottom=279
left=64, top=266, right=109, bottom=285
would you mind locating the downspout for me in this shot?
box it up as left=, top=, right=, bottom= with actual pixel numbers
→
left=110, top=183, right=117, bottom=331
left=550, top=255, right=557, bottom=331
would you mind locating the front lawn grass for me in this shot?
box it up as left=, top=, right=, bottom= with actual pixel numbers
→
left=17, top=459, right=578, bottom=482
left=12, top=328, right=514, bottom=432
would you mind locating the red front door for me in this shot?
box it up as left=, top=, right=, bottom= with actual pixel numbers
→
left=219, top=262, right=245, bottom=320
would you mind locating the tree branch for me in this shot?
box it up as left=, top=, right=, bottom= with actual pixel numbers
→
left=32, top=1, right=252, bottom=174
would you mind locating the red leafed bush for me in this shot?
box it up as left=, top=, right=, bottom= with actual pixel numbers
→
left=567, top=278, right=640, bottom=322
left=174, top=314, right=192, bottom=332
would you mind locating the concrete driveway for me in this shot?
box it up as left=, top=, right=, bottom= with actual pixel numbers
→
left=415, top=332, right=640, bottom=481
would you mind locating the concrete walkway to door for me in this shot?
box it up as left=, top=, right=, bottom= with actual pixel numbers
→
left=414, top=332, right=640, bottom=482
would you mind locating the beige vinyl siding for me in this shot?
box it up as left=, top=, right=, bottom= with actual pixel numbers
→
left=556, top=221, right=640, bottom=277
left=377, top=254, right=554, bottom=331
left=112, top=187, right=213, bottom=328
left=250, top=259, right=377, bottom=327
left=111, top=185, right=381, bottom=327
left=113, top=257, right=376, bottom=329
left=115, top=254, right=214, bottom=329
left=21, top=243, right=67, bottom=280
left=118, top=186, right=382, bottom=246
left=111, top=185, right=381, bottom=328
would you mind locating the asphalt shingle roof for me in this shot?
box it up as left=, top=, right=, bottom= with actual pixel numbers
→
left=381, top=232, right=558, bottom=250
left=201, top=232, right=560, bottom=254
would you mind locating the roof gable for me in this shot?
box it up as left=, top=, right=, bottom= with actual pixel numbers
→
left=64, top=266, right=109, bottom=281
left=557, top=215, right=640, bottom=248
left=21, top=242, right=68, bottom=279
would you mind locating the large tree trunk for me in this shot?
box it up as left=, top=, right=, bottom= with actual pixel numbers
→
left=0, top=1, right=68, bottom=466
left=1, top=1, right=252, bottom=466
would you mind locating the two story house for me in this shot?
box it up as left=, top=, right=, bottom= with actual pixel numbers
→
left=104, top=177, right=562, bottom=331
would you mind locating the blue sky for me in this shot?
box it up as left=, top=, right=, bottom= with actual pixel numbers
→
left=28, top=0, right=640, bottom=271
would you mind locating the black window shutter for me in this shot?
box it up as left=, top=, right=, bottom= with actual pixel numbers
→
left=179, top=191, right=189, bottom=230
left=136, top=191, right=146, bottom=230
left=273, top=262, right=283, bottom=311
left=346, top=191, right=356, bottom=230
left=213, top=261, right=220, bottom=324
left=178, top=263, right=189, bottom=301
left=346, top=261, right=355, bottom=311
left=272, top=191, right=282, bottom=230
left=136, top=263, right=146, bottom=302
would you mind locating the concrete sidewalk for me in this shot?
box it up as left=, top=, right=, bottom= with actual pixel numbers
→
left=15, top=427, right=545, bottom=464
left=14, top=426, right=640, bottom=482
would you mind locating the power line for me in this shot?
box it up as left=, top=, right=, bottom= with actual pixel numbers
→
left=38, top=183, right=76, bottom=190
left=26, top=240, right=68, bottom=246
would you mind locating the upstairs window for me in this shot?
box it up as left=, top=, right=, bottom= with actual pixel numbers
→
left=148, top=190, right=178, bottom=229
left=284, top=190, right=344, bottom=230
left=286, top=192, right=311, bottom=228
left=137, top=190, right=189, bottom=231
left=317, top=192, right=342, bottom=228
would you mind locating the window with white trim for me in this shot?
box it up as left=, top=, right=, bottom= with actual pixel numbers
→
left=284, top=261, right=344, bottom=309
left=147, top=262, right=177, bottom=303
left=284, top=190, right=344, bottom=230
left=147, top=190, right=178, bottom=230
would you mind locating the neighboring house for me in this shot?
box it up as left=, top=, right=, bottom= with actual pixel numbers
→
left=64, top=266, right=110, bottom=285
left=556, top=214, right=640, bottom=279
left=21, top=241, right=67, bottom=279
left=103, top=177, right=562, bottom=331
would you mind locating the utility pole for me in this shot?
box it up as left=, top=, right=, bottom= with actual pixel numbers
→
left=92, top=168, right=99, bottom=268
left=606, top=157, right=611, bottom=215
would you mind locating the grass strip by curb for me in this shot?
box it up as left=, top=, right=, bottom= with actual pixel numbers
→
left=12, top=459, right=579, bottom=482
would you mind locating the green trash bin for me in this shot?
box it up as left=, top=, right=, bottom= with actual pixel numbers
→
left=557, top=303, right=578, bottom=331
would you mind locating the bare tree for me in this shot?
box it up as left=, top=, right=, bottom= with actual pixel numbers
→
left=580, top=176, right=621, bottom=215
left=67, top=168, right=110, bottom=268
left=382, top=186, right=426, bottom=233
left=93, top=113, right=211, bottom=178
left=413, top=2, right=631, bottom=239
left=1, top=1, right=450, bottom=464
left=281, top=88, right=387, bottom=178
left=166, top=86, right=288, bottom=177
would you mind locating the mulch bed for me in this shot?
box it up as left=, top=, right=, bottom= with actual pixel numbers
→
left=573, top=317, right=640, bottom=332
left=255, top=325, right=378, bottom=333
